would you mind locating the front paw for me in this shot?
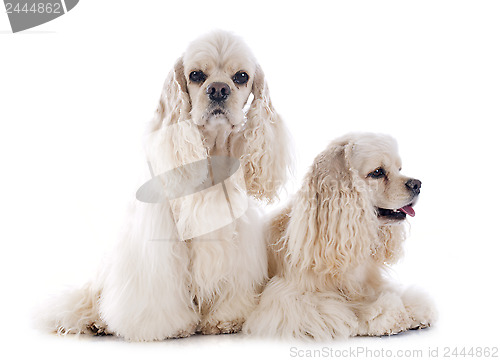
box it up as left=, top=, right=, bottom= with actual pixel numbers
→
left=167, top=322, right=198, bottom=339
left=402, top=287, right=437, bottom=330
left=87, top=321, right=110, bottom=336
left=198, top=318, right=244, bottom=335
left=357, top=292, right=413, bottom=336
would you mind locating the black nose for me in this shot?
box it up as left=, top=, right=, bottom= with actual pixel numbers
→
left=206, top=82, right=231, bottom=102
left=405, top=178, right=422, bottom=195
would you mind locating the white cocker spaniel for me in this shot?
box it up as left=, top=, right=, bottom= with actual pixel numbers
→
left=244, top=133, right=435, bottom=340
left=38, top=30, right=291, bottom=341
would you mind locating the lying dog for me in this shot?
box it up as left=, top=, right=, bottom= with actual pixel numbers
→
left=244, top=132, right=436, bottom=340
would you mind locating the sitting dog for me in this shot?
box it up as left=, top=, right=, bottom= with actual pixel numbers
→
left=37, top=30, right=291, bottom=341
left=244, top=132, right=435, bottom=340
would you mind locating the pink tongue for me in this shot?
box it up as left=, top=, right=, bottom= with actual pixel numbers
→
left=399, top=205, right=415, bottom=217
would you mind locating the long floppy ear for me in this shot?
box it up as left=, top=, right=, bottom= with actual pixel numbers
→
left=144, top=57, right=207, bottom=178
left=148, top=58, right=190, bottom=131
left=242, top=65, right=292, bottom=203
left=286, top=140, right=378, bottom=276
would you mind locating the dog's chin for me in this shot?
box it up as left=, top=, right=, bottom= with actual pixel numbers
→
left=205, top=112, right=231, bottom=127
left=196, top=110, right=236, bottom=154
left=198, top=108, right=229, bottom=127
left=201, top=106, right=246, bottom=126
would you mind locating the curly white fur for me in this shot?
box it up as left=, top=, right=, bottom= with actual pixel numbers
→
left=244, top=133, right=436, bottom=340
left=36, top=30, right=291, bottom=341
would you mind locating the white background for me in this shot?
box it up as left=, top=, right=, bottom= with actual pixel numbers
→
left=1, top=1, right=499, bottom=360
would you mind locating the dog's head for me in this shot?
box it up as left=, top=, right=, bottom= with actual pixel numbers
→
left=146, top=30, right=292, bottom=203
left=148, top=30, right=261, bottom=132
left=348, top=134, right=421, bottom=224
left=286, top=133, right=420, bottom=275
left=182, top=31, right=256, bottom=128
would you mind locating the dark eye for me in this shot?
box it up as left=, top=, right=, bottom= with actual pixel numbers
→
left=368, top=167, right=386, bottom=179
left=233, top=71, right=249, bottom=85
left=189, top=71, right=206, bottom=83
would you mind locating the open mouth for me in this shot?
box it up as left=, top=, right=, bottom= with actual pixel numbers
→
left=377, top=204, right=415, bottom=221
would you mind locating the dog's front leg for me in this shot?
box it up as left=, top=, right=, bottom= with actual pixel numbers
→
left=99, top=201, right=200, bottom=341
left=192, top=203, right=267, bottom=335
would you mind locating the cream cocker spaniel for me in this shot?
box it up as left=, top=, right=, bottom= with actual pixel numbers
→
left=38, top=31, right=291, bottom=341
left=244, top=133, right=436, bottom=340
